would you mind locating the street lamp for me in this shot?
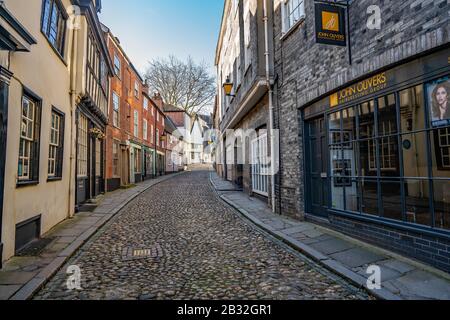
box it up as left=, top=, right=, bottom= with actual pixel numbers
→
left=223, top=77, right=235, bottom=97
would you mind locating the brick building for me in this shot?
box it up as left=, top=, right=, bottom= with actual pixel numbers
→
left=215, top=0, right=277, bottom=206
left=104, top=27, right=166, bottom=191
left=272, top=0, right=450, bottom=271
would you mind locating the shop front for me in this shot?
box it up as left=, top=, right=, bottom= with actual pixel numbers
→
left=143, top=147, right=155, bottom=180
left=302, top=47, right=450, bottom=272
left=76, top=110, right=106, bottom=208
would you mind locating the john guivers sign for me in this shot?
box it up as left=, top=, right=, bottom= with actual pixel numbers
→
left=315, top=2, right=347, bottom=47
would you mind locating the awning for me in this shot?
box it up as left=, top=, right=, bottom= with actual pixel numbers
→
left=0, top=4, right=36, bottom=52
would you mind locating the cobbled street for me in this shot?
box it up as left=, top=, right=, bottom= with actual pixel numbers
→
left=34, top=170, right=369, bottom=300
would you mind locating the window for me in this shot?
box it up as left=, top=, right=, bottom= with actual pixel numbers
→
left=156, top=129, right=160, bottom=146
left=134, top=81, right=140, bottom=98
left=112, top=92, right=120, bottom=127
left=134, top=148, right=141, bottom=173
left=251, top=132, right=269, bottom=196
left=77, top=114, right=88, bottom=177
left=143, top=97, right=148, bottom=110
left=282, top=0, right=305, bottom=33
left=112, top=140, right=120, bottom=177
left=114, top=53, right=121, bottom=77
left=134, top=110, right=139, bottom=137
left=157, top=112, right=160, bottom=122
left=151, top=125, right=154, bottom=143
left=143, top=119, right=148, bottom=140
left=19, top=95, right=41, bottom=182
left=95, top=139, right=101, bottom=176
left=151, top=106, right=154, bottom=116
left=41, top=0, right=67, bottom=56
left=48, top=109, right=64, bottom=178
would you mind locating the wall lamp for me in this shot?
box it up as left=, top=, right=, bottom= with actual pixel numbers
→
left=223, top=77, right=235, bottom=97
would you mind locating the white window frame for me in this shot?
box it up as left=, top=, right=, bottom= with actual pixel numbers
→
left=112, top=91, right=120, bottom=127
left=114, top=53, right=121, bottom=77
left=251, top=133, right=269, bottom=196
left=134, top=110, right=139, bottom=137
left=143, top=97, right=148, bottom=110
left=134, top=81, right=140, bottom=98
left=143, top=119, right=148, bottom=141
left=48, top=111, right=61, bottom=177
left=281, top=0, right=305, bottom=34
left=19, top=96, right=35, bottom=180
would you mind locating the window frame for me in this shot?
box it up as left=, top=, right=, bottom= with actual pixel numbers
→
left=112, top=91, right=120, bottom=128
left=134, top=110, right=139, bottom=137
left=41, top=0, right=68, bottom=58
left=281, top=0, right=306, bottom=35
left=48, top=107, right=65, bottom=180
left=18, top=90, right=42, bottom=186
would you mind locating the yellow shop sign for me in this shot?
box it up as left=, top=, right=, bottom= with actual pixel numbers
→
left=330, top=72, right=388, bottom=107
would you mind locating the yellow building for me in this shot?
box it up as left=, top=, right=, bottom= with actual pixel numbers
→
left=0, top=0, right=111, bottom=267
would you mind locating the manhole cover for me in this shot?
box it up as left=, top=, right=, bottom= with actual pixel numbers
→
left=122, top=244, right=163, bottom=261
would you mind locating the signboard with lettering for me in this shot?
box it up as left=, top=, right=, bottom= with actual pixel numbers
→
left=315, top=2, right=347, bottom=47
left=330, top=72, right=388, bottom=107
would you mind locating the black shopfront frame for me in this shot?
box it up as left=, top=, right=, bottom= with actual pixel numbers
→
left=302, top=46, right=450, bottom=240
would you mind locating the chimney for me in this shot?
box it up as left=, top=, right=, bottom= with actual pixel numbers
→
left=152, top=92, right=164, bottom=109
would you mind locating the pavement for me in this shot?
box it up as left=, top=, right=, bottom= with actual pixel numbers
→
left=210, top=171, right=450, bottom=300
left=33, top=170, right=369, bottom=300
left=0, top=172, right=184, bottom=300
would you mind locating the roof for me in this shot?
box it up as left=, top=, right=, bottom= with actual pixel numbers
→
left=198, top=114, right=212, bottom=127
left=165, top=116, right=178, bottom=134
left=163, top=104, right=185, bottom=113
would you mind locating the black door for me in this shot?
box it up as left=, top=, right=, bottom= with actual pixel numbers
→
left=305, top=117, right=329, bottom=217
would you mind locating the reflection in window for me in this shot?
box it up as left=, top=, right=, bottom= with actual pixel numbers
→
left=434, top=180, right=450, bottom=231
left=404, top=179, right=431, bottom=227
left=359, top=101, right=375, bottom=139
left=361, top=179, right=379, bottom=216
left=381, top=180, right=402, bottom=221
left=400, top=85, right=425, bottom=133
left=431, top=128, right=450, bottom=175
left=402, top=133, right=429, bottom=177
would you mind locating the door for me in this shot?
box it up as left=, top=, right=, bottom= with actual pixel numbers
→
left=305, top=117, right=329, bottom=217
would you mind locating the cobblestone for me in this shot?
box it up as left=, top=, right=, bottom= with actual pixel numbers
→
left=34, top=171, right=369, bottom=300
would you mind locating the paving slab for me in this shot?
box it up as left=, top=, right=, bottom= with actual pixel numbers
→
left=0, top=272, right=37, bottom=285
left=330, top=248, right=386, bottom=268
left=0, top=285, right=21, bottom=299
left=310, top=237, right=355, bottom=255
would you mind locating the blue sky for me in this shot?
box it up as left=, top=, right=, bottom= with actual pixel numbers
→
left=99, top=0, right=224, bottom=76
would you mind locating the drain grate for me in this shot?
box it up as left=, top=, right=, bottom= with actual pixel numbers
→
left=122, top=244, right=163, bottom=261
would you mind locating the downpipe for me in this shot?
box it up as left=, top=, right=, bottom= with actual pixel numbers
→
left=263, top=0, right=276, bottom=213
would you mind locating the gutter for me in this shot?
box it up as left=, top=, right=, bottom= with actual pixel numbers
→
left=262, top=0, right=276, bottom=213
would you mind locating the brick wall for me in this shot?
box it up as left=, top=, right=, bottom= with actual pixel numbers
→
left=273, top=0, right=450, bottom=219
left=328, top=214, right=450, bottom=273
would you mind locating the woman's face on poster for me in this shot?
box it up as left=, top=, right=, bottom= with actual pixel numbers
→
left=436, top=86, right=448, bottom=107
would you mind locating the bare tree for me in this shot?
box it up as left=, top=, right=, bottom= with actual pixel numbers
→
left=144, top=55, right=215, bottom=115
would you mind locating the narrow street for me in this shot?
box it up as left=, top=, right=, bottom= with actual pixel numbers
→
left=34, top=169, right=368, bottom=300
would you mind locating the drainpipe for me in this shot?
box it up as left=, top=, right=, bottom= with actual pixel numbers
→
left=69, top=21, right=79, bottom=218
left=263, top=0, right=276, bottom=213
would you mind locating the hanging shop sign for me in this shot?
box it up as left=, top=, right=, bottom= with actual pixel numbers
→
left=314, top=2, right=347, bottom=47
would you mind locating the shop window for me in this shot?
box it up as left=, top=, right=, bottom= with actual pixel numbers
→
left=358, top=101, right=375, bottom=139
left=360, top=179, right=379, bottom=216
left=400, top=85, right=425, bottom=133
left=434, top=180, right=450, bottom=231
left=380, top=179, right=403, bottom=221
left=404, top=179, right=431, bottom=227
left=401, top=132, right=429, bottom=177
